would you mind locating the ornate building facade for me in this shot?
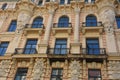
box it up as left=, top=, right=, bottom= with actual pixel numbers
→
left=0, top=0, right=120, bottom=80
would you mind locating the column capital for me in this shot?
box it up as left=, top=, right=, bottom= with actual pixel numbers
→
left=48, top=9, right=55, bottom=14
left=74, top=7, right=80, bottom=13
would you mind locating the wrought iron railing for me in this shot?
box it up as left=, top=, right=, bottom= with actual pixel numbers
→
left=25, top=24, right=44, bottom=28
left=14, top=48, right=37, bottom=54
left=47, top=48, right=70, bottom=55
left=81, top=48, right=106, bottom=55
left=82, top=22, right=103, bottom=27
left=53, top=23, right=72, bottom=28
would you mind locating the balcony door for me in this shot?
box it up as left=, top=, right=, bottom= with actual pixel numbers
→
left=86, top=38, right=100, bottom=55
left=54, top=39, right=67, bottom=54
left=86, top=15, right=97, bottom=27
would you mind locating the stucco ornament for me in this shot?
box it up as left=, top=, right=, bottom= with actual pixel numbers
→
left=100, top=9, right=115, bottom=33
left=108, top=62, right=120, bottom=79
left=33, top=58, right=44, bottom=80
left=0, top=60, right=11, bottom=77
left=69, top=60, right=81, bottom=80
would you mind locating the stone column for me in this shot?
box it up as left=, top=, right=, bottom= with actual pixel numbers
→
left=6, top=2, right=33, bottom=55
left=71, top=7, right=81, bottom=54
left=74, top=7, right=80, bottom=43
left=100, top=9, right=117, bottom=54
left=43, top=10, right=54, bottom=44
left=38, top=9, right=54, bottom=54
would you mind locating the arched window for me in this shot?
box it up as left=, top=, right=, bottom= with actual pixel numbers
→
left=2, top=3, right=7, bottom=10
left=86, top=15, right=97, bottom=27
left=32, top=17, right=43, bottom=28
left=58, top=16, right=69, bottom=27
left=116, top=16, right=120, bottom=28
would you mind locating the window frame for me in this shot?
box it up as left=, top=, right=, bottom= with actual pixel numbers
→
left=50, top=68, right=63, bottom=80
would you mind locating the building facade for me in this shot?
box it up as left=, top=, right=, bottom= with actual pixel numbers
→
left=0, top=0, right=120, bottom=80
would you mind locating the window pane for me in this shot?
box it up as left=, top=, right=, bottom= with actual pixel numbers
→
left=86, top=38, right=100, bottom=54
left=86, top=15, right=97, bottom=27
left=8, top=20, right=17, bottom=32
left=0, top=42, right=9, bottom=56
left=60, top=0, right=65, bottom=5
left=58, top=16, right=69, bottom=27
left=54, top=39, right=67, bottom=54
left=24, top=39, right=37, bottom=54
left=32, top=17, right=43, bottom=28
left=116, top=16, right=120, bottom=28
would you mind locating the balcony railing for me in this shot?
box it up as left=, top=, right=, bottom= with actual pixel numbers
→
left=25, top=24, right=44, bottom=28
left=14, top=48, right=37, bottom=54
left=81, top=48, right=106, bottom=55
left=82, top=22, right=103, bottom=27
left=47, top=48, right=70, bottom=55
left=53, top=23, right=72, bottom=28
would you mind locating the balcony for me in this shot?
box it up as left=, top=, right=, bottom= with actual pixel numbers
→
left=47, top=48, right=70, bottom=58
left=81, top=48, right=107, bottom=61
left=81, top=22, right=104, bottom=34
left=52, top=23, right=72, bottom=35
left=24, top=24, right=44, bottom=36
left=14, top=48, right=37, bottom=54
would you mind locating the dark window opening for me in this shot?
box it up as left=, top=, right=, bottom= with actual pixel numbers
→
left=14, top=68, right=28, bottom=80
left=50, top=68, right=63, bottom=80
left=2, top=3, right=7, bottom=10
left=88, top=69, right=102, bottom=80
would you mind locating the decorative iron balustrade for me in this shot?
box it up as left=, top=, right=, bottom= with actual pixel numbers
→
left=82, top=22, right=103, bottom=27
left=14, top=48, right=37, bottom=54
left=81, top=48, right=106, bottom=55
left=47, top=48, right=70, bottom=55
left=53, top=23, right=72, bottom=28
left=25, top=24, right=44, bottom=28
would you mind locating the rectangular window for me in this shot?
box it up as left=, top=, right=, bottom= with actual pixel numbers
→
left=116, top=16, right=120, bottom=28
left=51, top=68, right=63, bottom=80
left=86, top=38, right=100, bottom=55
left=14, top=68, right=28, bottom=80
left=24, top=39, right=37, bottom=54
left=54, top=39, right=67, bottom=54
left=88, top=69, right=102, bottom=80
left=8, top=20, right=17, bottom=32
left=60, top=0, right=65, bottom=5
left=0, top=42, right=9, bottom=56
